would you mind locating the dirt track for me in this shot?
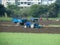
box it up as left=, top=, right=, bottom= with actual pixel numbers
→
left=0, top=21, right=60, bottom=34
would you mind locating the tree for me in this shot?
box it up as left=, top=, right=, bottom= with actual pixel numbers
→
left=0, top=4, right=6, bottom=16
left=56, top=0, right=60, bottom=17
left=6, top=5, right=20, bottom=17
left=48, top=3, right=59, bottom=18
left=20, top=8, right=31, bottom=17
left=30, top=4, right=48, bottom=17
left=30, top=4, right=40, bottom=17
left=56, top=0, right=60, bottom=6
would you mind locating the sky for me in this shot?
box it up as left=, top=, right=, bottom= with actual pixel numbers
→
left=0, top=0, right=2, bottom=4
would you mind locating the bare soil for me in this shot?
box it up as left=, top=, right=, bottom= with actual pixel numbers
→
left=0, top=20, right=60, bottom=34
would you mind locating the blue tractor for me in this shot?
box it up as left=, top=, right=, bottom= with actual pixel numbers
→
left=12, top=18, right=27, bottom=25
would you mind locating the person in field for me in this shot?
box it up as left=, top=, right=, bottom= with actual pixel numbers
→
left=40, top=16, right=43, bottom=25
left=24, top=21, right=31, bottom=28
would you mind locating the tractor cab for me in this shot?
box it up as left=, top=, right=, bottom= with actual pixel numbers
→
left=30, top=18, right=39, bottom=22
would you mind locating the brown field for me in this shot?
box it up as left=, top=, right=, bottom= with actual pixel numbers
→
left=0, top=20, right=60, bottom=34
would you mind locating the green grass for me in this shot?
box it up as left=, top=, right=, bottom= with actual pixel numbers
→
left=0, top=32, right=60, bottom=45
left=0, top=16, right=60, bottom=21
left=0, top=17, right=12, bottom=21
left=48, top=18, right=60, bottom=20
left=43, top=18, right=60, bottom=20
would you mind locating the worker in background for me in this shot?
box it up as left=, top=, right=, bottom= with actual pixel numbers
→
left=40, top=16, right=43, bottom=25
left=24, top=21, right=31, bottom=28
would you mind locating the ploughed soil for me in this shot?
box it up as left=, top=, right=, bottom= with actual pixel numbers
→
left=0, top=20, right=60, bottom=34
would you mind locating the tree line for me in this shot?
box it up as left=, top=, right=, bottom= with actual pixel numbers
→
left=0, top=0, right=60, bottom=18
